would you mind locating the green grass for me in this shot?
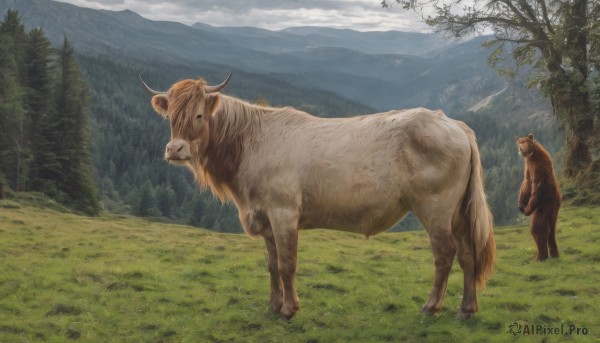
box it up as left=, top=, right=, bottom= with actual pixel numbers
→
left=1, top=197, right=599, bottom=342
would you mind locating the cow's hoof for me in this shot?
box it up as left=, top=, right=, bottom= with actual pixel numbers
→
left=269, top=299, right=283, bottom=313
left=457, top=310, right=474, bottom=320
left=280, top=304, right=299, bottom=320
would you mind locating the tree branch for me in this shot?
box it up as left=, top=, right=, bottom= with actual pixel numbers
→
left=500, top=0, right=551, bottom=48
left=536, top=0, right=555, bottom=34
left=499, top=0, right=540, bottom=33
left=516, top=0, right=541, bottom=24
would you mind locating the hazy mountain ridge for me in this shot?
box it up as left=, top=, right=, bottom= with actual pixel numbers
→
left=194, top=23, right=454, bottom=56
left=0, top=0, right=535, bottom=115
left=0, top=0, right=270, bottom=69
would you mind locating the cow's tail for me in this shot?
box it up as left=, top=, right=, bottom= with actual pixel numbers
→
left=454, top=126, right=496, bottom=290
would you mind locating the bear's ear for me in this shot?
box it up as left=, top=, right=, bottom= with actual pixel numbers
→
left=528, top=133, right=534, bottom=141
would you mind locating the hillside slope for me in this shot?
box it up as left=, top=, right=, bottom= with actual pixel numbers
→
left=0, top=195, right=598, bottom=342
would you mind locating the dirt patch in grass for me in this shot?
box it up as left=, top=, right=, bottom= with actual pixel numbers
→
left=46, top=304, right=82, bottom=317
left=383, top=303, right=405, bottom=312
left=310, top=283, right=345, bottom=294
left=497, top=301, right=531, bottom=312
left=554, top=289, right=577, bottom=296
left=66, top=327, right=81, bottom=340
left=0, top=280, right=20, bottom=297
left=241, top=323, right=262, bottom=331
left=0, top=325, right=26, bottom=334
left=325, top=265, right=346, bottom=274
left=526, top=274, right=546, bottom=282
left=106, top=282, right=146, bottom=292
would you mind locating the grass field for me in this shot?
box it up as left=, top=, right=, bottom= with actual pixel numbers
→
left=1, top=194, right=599, bottom=342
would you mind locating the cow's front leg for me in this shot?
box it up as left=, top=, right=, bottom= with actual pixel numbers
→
left=240, top=210, right=283, bottom=313
left=269, top=208, right=300, bottom=319
left=263, top=234, right=283, bottom=313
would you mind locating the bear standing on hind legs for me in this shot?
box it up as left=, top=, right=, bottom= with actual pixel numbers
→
left=517, top=133, right=562, bottom=261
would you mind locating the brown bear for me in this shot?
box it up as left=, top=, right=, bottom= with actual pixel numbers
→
left=517, top=133, right=562, bottom=261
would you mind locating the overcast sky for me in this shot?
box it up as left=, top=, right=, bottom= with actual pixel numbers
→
left=54, top=0, right=430, bottom=32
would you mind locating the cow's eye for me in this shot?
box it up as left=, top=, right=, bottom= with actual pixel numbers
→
left=195, top=114, right=202, bottom=120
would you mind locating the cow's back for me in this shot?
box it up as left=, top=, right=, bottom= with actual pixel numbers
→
left=237, top=107, right=472, bottom=235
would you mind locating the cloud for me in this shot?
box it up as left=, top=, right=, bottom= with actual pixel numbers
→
left=55, top=0, right=429, bottom=32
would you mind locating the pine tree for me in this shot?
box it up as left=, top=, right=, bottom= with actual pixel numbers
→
left=0, top=172, right=5, bottom=199
left=24, top=28, right=59, bottom=194
left=53, top=37, right=100, bottom=215
left=136, top=182, right=155, bottom=217
left=0, top=11, right=26, bottom=192
left=0, top=10, right=26, bottom=79
left=187, top=194, right=205, bottom=226
left=155, top=184, right=176, bottom=218
left=0, top=48, right=22, bottom=191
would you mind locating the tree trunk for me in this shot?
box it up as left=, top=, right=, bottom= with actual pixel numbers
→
left=564, top=117, right=593, bottom=179
left=564, top=0, right=593, bottom=178
left=547, top=0, right=592, bottom=179
left=551, top=90, right=593, bottom=179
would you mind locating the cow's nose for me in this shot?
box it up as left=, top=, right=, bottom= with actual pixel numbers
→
left=166, top=140, right=183, bottom=153
left=165, top=139, right=191, bottom=162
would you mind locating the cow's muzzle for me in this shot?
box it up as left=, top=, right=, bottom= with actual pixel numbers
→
left=165, top=139, right=191, bottom=164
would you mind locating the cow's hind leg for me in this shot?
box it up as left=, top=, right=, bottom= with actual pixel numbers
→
left=269, top=208, right=301, bottom=319
left=421, top=228, right=456, bottom=315
left=263, top=234, right=283, bottom=313
left=454, top=237, right=478, bottom=320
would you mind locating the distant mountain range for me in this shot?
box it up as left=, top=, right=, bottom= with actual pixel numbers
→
left=193, top=24, right=453, bottom=56
left=1, top=0, right=550, bottom=118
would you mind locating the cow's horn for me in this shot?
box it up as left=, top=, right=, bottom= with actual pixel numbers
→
left=205, top=72, right=232, bottom=93
left=139, top=74, right=166, bottom=95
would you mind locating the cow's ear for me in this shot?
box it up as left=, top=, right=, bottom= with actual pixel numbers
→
left=151, top=94, right=169, bottom=117
left=206, top=93, right=221, bottom=117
